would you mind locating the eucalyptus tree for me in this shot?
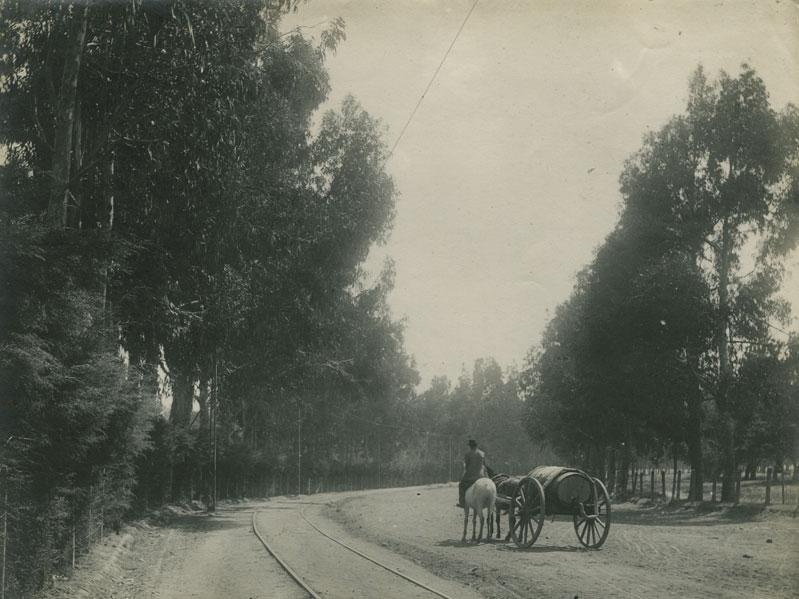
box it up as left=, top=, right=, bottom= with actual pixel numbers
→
left=619, top=66, right=799, bottom=499
left=0, top=0, right=305, bottom=375
left=590, top=211, right=715, bottom=498
left=2, top=0, right=406, bottom=566
left=0, top=0, right=334, bottom=507
left=522, top=67, right=798, bottom=501
left=523, top=226, right=713, bottom=497
left=521, top=261, right=647, bottom=492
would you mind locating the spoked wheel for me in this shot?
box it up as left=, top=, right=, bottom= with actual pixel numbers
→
left=509, top=476, right=545, bottom=548
left=573, top=477, right=611, bottom=549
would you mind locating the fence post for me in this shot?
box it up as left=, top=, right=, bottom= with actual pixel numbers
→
left=671, top=469, right=677, bottom=501
left=676, top=470, right=682, bottom=501
left=661, top=469, right=666, bottom=498
left=100, top=474, right=105, bottom=540
left=765, top=467, right=772, bottom=506
left=781, top=469, right=786, bottom=505
left=88, top=485, right=93, bottom=545
left=711, top=476, right=717, bottom=503
left=639, top=471, right=644, bottom=497
left=650, top=470, right=654, bottom=499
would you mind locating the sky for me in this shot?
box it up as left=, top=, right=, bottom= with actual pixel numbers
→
left=283, top=0, right=799, bottom=386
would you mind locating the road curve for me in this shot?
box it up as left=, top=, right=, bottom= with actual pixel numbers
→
left=253, top=495, right=483, bottom=599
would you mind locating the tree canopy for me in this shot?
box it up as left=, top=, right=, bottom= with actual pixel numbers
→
left=0, top=1, right=415, bottom=593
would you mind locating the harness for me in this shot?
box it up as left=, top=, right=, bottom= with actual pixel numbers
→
left=491, top=473, right=520, bottom=509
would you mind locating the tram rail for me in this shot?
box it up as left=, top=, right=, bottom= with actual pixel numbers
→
left=251, top=506, right=455, bottom=599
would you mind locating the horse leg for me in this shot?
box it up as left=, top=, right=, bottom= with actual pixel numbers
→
left=462, top=506, right=468, bottom=542
left=495, top=508, right=501, bottom=539
left=478, top=512, right=484, bottom=542
left=471, top=511, right=477, bottom=541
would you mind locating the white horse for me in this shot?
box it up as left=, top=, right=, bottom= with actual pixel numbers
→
left=462, top=478, right=497, bottom=542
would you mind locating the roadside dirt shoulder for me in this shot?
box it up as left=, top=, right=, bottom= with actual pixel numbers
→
left=39, top=502, right=305, bottom=599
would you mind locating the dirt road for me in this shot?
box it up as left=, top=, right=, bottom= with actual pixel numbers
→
left=330, top=483, right=799, bottom=599
left=43, top=494, right=480, bottom=599
left=43, top=483, right=798, bottom=599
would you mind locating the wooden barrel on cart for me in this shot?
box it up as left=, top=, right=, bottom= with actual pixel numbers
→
left=527, top=465, right=593, bottom=512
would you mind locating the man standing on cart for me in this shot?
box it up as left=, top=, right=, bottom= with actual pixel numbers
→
left=456, top=439, right=492, bottom=507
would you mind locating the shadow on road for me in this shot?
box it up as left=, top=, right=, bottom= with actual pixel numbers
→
left=150, top=510, right=245, bottom=533
left=434, top=538, right=586, bottom=553
left=435, top=539, right=502, bottom=548
left=494, top=543, right=584, bottom=553
left=609, top=503, right=768, bottom=527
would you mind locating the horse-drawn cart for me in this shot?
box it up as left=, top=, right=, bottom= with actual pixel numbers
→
left=494, top=466, right=611, bottom=549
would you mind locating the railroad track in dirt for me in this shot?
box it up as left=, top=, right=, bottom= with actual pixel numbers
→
left=251, top=506, right=456, bottom=599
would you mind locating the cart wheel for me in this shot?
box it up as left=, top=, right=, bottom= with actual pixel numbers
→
left=509, top=476, right=545, bottom=548
left=573, top=477, right=611, bottom=549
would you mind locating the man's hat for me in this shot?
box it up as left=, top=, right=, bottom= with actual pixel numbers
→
left=468, top=439, right=477, bottom=447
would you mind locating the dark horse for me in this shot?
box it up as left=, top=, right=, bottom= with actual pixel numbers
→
left=490, top=473, right=521, bottom=540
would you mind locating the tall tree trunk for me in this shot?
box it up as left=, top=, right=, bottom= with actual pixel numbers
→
left=717, top=216, right=737, bottom=501
left=200, top=379, right=210, bottom=433
left=592, top=444, right=606, bottom=481
left=607, top=447, right=617, bottom=492
left=774, top=453, right=784, bottom=479
left=169, top=370, right=195, bottom=427
left=686, top=385, right=704, bottom=501
left=101, top=153, right=115, bottom=322
left=617, top=428, right=632, bottom=498
left=671, top=450, right=678, bottom=500
left=72, top=98, right=83, bottom=227
left=196, top=376, right=214, bottom=505
left=48, top=4, right=88, bottom=227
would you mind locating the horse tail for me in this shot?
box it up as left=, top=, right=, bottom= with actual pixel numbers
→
left=487, top=481, right=497, bottom=516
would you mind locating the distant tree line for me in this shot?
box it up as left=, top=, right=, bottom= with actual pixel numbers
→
left=412, top=358, right=557, bottom=477
left=520, top=67, right=799, bottom=501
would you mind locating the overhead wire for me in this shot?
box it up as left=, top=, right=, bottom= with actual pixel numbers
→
left=385, top=0, right=480, bottom=163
